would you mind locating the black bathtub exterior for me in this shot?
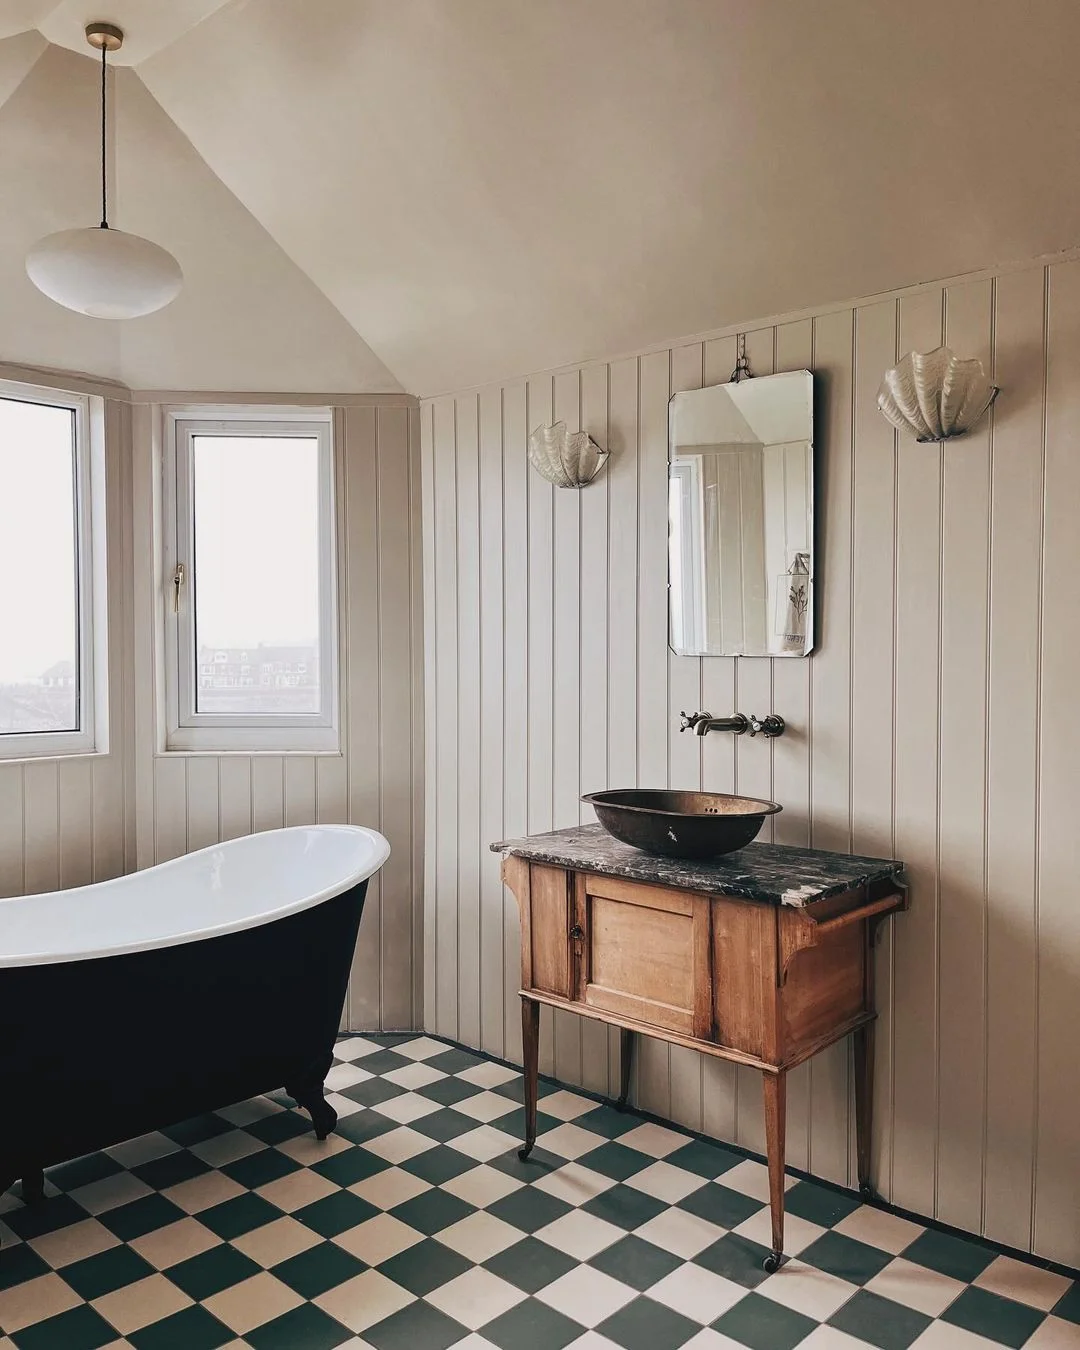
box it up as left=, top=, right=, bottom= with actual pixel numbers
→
left=0, top=879, right=368, bottom=1203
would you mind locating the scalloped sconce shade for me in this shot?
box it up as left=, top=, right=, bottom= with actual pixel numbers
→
left=527, top=421, right=609, bottom=488
left=877, top=346, right=999, bottom=443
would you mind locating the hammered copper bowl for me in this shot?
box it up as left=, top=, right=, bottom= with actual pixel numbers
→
left=582, top=789, right=782, bottom=861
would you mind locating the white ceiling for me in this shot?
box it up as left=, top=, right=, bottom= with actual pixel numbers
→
left=3, top=0, right=1080, bottom=395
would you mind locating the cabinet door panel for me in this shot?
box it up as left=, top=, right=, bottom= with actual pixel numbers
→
left=529, top=864, right=571, bottom=997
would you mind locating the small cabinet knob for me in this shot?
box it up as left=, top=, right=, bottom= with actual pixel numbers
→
left=569, top=924, right=585, bottom=942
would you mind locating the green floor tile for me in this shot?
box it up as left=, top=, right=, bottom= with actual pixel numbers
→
left=293, top=1189, right=378, bottom=1238
left=98, top=1193, right=187, bottom=1242
left=407, top=1106, right=478, bottom=1142
left=678, top=1180, right=764, bottom=1230
left=902, top=1228, right=996, bottom=1283
left=589, top=1233, right=683, bottom=1290
left=198, top=1191, right=283, bottom=1240
left=377, top=1236, right=472, bottom=1295
left=483, top=1235, right=579, bottom=1293
left=363, top=1299, right=468, bottom=1350
left=1054, top=1281, right=1080, bottom=1324
left=426, top=1047, right=486, bottom=1074
left=334, top=1108, right=397, bottom=1147
left=246, top=1301, right=354, bottom=1350
left=665, top=1138, right=743, bottom=1180
left=800, top=1230, right=893, bottom=1285
left=597, top=1294, right=702, bottom=1350
left=784, top=1179, right=862, bottom=1228
left=244, top=1110, right=314, bottom=1146
left=127, top=1303, right=234, bottom=1350
left=488, top=1186, right=572, bottom=1233
left=829, top=1288, right=932, bottom=1350
left=482, top=1296, right=585, bottom=1350
left=389, top=1187, right=473, bottom=1235
left=311, top=1146, right=391, bottom=1188
left=353, top=1048, right=412, bottom=1075
left=582, top=1182, right=668, bottom=1231
left=132, top=1148, right=212, bottom=1192
left=62, top=1243, right=155, bottom=1299
left=4, top=1195, right=88, bottom=1241
left=10, top=1303, right=116, bottom=1350
left=713, top=1292, right=818, bottom=1350
left=0, top=1242, right=49, bottom=1290
left=489, top=1145, right=564, bottom=1185
left=574, top=1105, right=644, bottom=1140
left=942, top=1285, right=1045, bottom=1348
left=272, top=1239, right=366, bottom=1297
left=340, top=1077, right=406, bottom=1108
left=578, top=1141, right=659, bottom=1182
left=223, top=1146, right=302, bottom=1190
left=45, top=1152, right=123, bottom=1193
left=162, top=1113, right=233, bottom=1147
left=694, top=1233, right=773, bottom=1289
left=415, top=1075, right=484, bottom=1107
left=167, top=1241, right=262, bottom=1300
left=497, top=1107, right=562, bottom=1141
left=492, top=1076, right=560, bottom=1105
left=399, top=1143, right=477, bottom=1185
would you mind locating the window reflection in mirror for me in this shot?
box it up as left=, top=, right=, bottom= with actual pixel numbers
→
left=668, top=371, right=814, bottom=658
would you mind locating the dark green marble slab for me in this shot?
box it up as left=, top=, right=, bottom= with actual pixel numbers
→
left=491, top=823, right=904, bottom=907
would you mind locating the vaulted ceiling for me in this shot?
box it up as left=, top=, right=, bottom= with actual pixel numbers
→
left=3, top=0, right=1080, bottom=396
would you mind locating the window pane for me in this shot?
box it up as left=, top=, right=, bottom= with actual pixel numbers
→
left=192, top=435, right=322, bottom=715
left=0, top=398, right=79, bottom=736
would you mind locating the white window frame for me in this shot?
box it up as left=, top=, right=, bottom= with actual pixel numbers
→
left=0, top=379, right=108, bottom=762
left=162, top=406, right=340, bottom=753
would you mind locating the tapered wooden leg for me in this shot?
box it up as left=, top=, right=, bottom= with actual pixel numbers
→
left=519, top=996, right=540, bottom=1160
left=854, top=1020, right=875, bottom=1199
left=616, top=1028, right=635, bottom=1110
left=762, top=1070, right=787, bottom=1273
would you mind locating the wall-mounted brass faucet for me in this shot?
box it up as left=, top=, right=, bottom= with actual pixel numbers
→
left=679, top=711, right=786, bottom=738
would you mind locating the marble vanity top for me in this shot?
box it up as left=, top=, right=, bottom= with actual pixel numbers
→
left=492, top=823, right=904, bottom=907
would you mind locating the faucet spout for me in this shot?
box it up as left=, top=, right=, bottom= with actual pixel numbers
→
left=678, top=711, right=750, bottom=737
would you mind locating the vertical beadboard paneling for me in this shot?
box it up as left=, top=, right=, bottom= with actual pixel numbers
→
left=421, top=257, right=1080, bottom=1267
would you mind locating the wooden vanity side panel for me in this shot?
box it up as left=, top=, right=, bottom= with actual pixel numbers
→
left=712, top=896, right=776, bottom=1061
left=780, top=922, right=866, bottom=1060
left=528, top=864, right=571, bottom=998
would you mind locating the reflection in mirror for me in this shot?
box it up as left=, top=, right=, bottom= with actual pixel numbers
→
left=669, top=370, right=814, bottom=657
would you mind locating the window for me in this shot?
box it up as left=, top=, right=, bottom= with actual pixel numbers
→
left=0, top=380, right=106, bottom=760
left=163, top=408, right=338, bottom=752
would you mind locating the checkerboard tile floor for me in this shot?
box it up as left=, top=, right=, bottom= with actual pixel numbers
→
left=2, top=1036, right=1077, bottom=1350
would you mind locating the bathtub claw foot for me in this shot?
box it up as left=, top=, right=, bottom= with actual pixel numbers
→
left=287, top=1078, right=338, bottom=1141
left=21, top=1170, right=44, bottom=1205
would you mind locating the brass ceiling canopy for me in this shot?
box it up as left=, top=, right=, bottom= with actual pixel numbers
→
left=85, top=22, right=124, bottom=52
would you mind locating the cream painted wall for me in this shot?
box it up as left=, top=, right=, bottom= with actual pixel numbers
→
left=421, top=254, right=1080, bottom=1267
left=0, top=372, right=424, bottom=1032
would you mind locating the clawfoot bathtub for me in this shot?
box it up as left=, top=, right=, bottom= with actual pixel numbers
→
left=0, top=824, right=389, bottom=1206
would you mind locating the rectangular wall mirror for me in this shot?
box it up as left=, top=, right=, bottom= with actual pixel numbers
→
left=668, top=370, right=814, bottom=658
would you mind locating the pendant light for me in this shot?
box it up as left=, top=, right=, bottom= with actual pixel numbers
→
left=25, top=23, right=183, bottom=319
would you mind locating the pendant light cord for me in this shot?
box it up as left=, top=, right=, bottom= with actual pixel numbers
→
left=99, top=41, right=108, bottom=229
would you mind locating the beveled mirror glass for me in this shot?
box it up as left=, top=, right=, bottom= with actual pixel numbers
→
left=669, top=370, right=814, bottom=657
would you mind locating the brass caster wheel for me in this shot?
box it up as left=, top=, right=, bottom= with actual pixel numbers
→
left=859, top=1181, right=876, bottom=1202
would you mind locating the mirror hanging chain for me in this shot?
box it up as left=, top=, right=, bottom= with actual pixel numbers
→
left=730, top=333, right=753, bottom=383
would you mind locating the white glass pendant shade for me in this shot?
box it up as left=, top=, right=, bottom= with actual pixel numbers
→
left=528, top=421, right=609, bottom=488
left=26, top=226, right=183, bottom=319
left=877, top=345, right=998, bottom=442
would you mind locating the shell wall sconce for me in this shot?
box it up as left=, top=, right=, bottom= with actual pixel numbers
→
left=528, top=421, right=609, bottom=488
left=877, top=345, right=999, bottom=443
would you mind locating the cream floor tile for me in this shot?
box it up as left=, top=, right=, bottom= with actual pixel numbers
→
left=442, top=1164, right=524, bottom=1209
left=437, top=1211, right=523, bottom=1263
left=105, top=1132, right=179, bottom=1168
left=350, top=1166, right=432, bottom=1211
left=164, top=1170, right=247, bottom=1215
left=451, top=1337, right=504, bottom=1350
left=866, top=1256, right=967, bottom=1318
left=325, top=1063, right=374, bottom=1091
left=93, top=1273, right=193, bottom=1335
left=533, top=1123, right=607, bottom=1161
left=189, top=1130, right=267, bottom=1168
left=534, top=1163, right=617, bottom=1206
left=333, top=1213, right=424, bottom=1264
left=203, top=1271, right=303, bottom=1335
left=566, top=1336, right=629, bottom=1350
left=315, top=1269, right=415, bottom=1333
left=448, top=1125, right=521, bottom=1163
left=325, top=1092, right=365, bottom=1120
left=534, top=1209, right=625, bottom=1261
left=625, top=1160, right=708, bottom=1204
left=334, top=1036, right=381, bottom=1060
left=540, top=1091, right=598, bottom=1121
left=427, top=1267, right=527, bottom=1329
left=734, top=1207, right=825, bottom=1256
left=798, top=1326, right=885, bottom=1350
left=28, top=1216, right=120, bottom=1267
left=758, top=1258, right=860, bottom=1321
left=973, top=1254, right=1073, bottom=1312
left=364, top=1126, right=436, bottom=1164
left=648, top=1265, right=746, bottom=1323
left=538, top=1266, right=637, bottom=1326
left=909, top=1322, right=1003, bottom=1349
left=395, top=1036, right=448, bottom=1061
left=1023, top=1315, right=1080, bottom=1349
left=255, top=1167, right=339, bottom=1212
left=0, top=1272, right=80, bottom=1333
left=215, top=1097, right=284, bottom=1127
left=634, top=1206, right=726, bottom=1259
left=276, top=1131, right=353, bottom=1165
left=453, top=1092, right=518, bottom=1124
left=70, top=1171, right=152, bottom=1215
left=232, top=1214, right=323, bottom=1266
left=128, top=1216, right=221, bottom=1269
left=832, top=1205, right=926, bottom=1255
left=376, top=1092, right=443, bottom=1124
left=457, top=1061, right=520, bottom=1089
left=614, top=1122, right=689, bottom=1158
left=719, top=1159, right=796, bottom=1202
left=383, top=1062, right=448, bottom=1090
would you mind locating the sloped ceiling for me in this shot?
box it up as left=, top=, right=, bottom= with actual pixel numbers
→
left=4, top=1, right=1080, bottom=396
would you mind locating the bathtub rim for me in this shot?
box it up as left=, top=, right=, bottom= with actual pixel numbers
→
left=0, top=823, right=390, bottom=969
